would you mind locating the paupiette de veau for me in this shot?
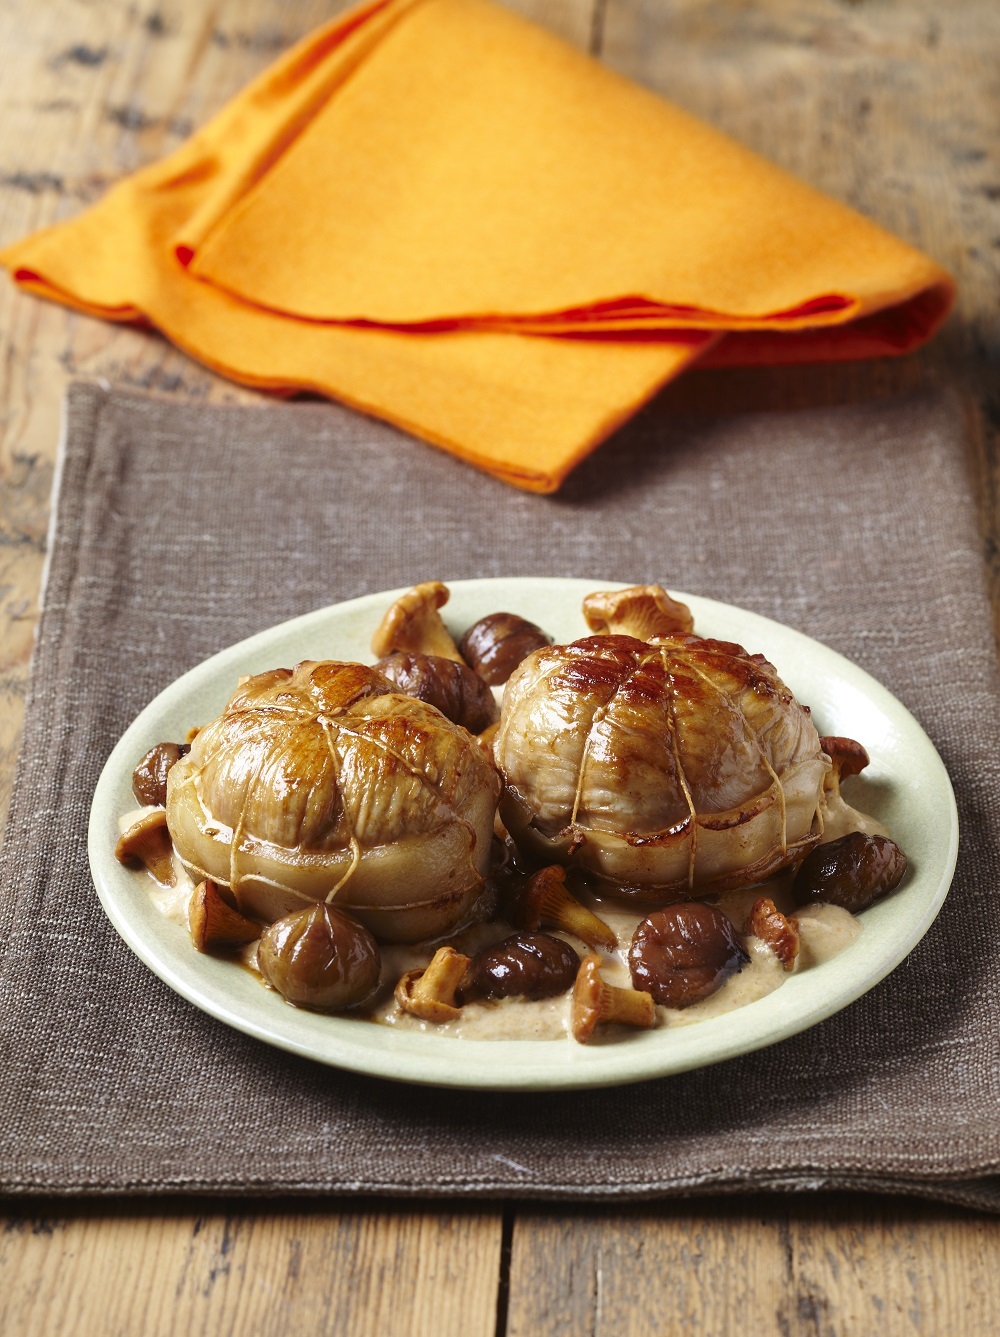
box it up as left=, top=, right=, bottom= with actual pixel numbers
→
left=495, top=631, right=832, bottom=899
left=165, top=659, right=500, bottom=943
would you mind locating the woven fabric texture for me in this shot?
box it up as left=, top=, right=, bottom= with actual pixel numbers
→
left=1, top=383, right=997, bottom=1209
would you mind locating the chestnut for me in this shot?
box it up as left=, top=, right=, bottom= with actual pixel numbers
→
left=257, top=903, right=380, bottom=1012
left=459, top=932, right=580, bottom=1002
left=458, top=612, right=551, bottom=686
left=628, top=903, right=749, bottom=1008
left=793, top=832, right=907, bottom=913
left=374, top=651, right=498, bottom=733
left=132, top=741, right=189, bottom=807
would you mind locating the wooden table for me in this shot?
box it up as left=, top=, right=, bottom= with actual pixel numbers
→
left=2, top=1, right=998, bottom=1331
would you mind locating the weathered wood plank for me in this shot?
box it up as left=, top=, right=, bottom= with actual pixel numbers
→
left=506, top=1196, right=1000, bottom=1336
left=0, top=1202, right=504, bottom=1337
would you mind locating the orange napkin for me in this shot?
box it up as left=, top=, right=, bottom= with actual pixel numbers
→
left=2, top=0, right=953, bottom=492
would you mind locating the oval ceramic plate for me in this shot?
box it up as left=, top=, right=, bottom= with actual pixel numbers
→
left=89, top=578, right=958, bottom=1090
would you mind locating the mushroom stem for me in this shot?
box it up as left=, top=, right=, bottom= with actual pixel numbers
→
left=506, top=865, right=617, bottom=952
left=571, top=953, right=656, bottom=1043
left=395, top=945, right=472, bottom=1022
left=476, top=720, right=500, bottom=755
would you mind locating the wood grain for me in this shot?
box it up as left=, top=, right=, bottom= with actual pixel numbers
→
left=507, top=1196, right=1000, bottom=1335
left=0, top=1201, right=504, bottom=1337
left=2, top=0, right=999, bottom=1334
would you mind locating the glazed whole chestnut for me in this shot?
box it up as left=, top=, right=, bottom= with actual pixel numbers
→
left=793, top=832, right=907, bottom=913
left=496, top=632, right=831, bottom=898
left=459, top=932, right=580, bottom=1002
left=166, top=660, right=500, bottom=943
left=374, top=651, right=498, bottom=733
left=628, top=903, right=750, bottom=1008
left=458, top=612, right=551, bottom=686
left=132, top=741, right=189, bottom=807
left=258, top=903, right=380, bottom=1011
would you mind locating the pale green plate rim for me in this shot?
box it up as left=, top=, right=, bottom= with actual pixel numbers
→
left=88, top=577, right=959, bottom=1090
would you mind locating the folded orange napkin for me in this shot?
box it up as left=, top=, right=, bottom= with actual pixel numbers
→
left=2, top=0, right=953, bottom=491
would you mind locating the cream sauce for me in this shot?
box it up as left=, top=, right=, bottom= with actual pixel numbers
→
left=371, top=878, right=861, bottom=1041
left=125, top=796, right=872, bottom=1043
left=820, top=790, right=889, bottom=843
left=793, top=903, right=862, bottom=967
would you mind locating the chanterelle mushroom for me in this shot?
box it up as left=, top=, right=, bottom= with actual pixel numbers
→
left=115, top=809, right=175, bottom=885
left=571, top=953, right=655, bottom=1043
left=582, top=585, right=694, bottom=641
left=189, top=879, right=260, bottom=953
left=395, top=946, right=471, bottom=1022
left=502, top=864, right=616, bottom=951
left=495, top=633, right=831, bottom=899
left=819, top=736, right=869, bottom=793
left=166, top=660, right=500, bottom=943
left=370, top=581, right=463, bottom=662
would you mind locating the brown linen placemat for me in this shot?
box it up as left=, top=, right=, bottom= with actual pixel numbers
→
left=1, top=382, right=998, bottom=1210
